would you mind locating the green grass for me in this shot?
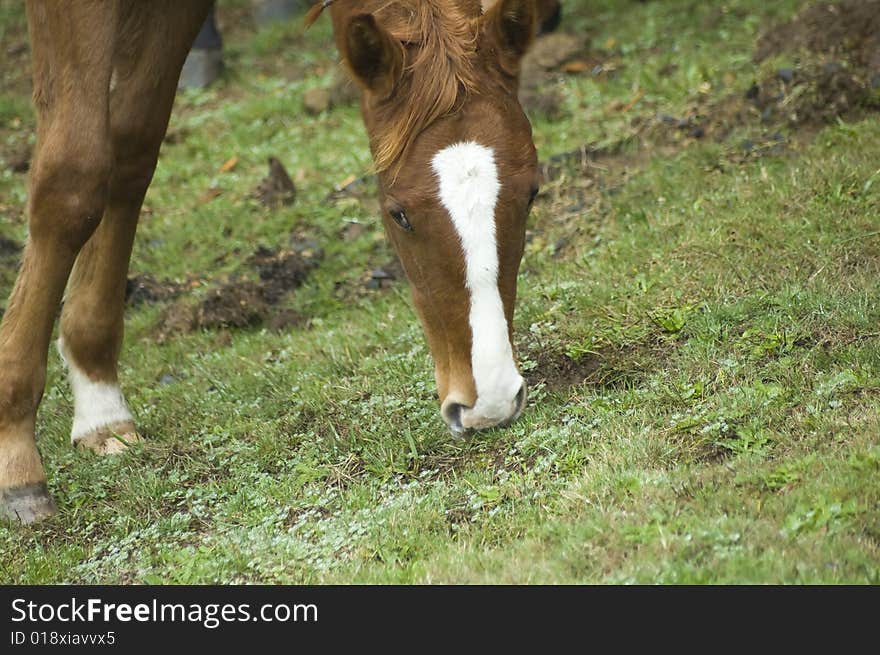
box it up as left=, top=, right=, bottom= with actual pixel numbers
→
left=0, top=0, right=878, bottom=583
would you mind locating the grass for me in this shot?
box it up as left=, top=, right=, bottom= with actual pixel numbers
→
left=0, top=0, right=878, bottom=583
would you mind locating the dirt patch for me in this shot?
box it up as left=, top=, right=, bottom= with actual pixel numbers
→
left=526, top=138, right=655, bottom=263
left=157, top=277, right=301, bottom=338
left=253, top=157, right=297, bottom=209
left=538, top=139, right=643, bottom=184
left=627, top=1, right=880, bottom=162
left=125, top=274, right=186, bottom=307
left=248, top=242, right=318, bottom=303
left=333, top=252, right=406, bottom=300
left=525, top=334, right=676, bottom=392
left=727, top=61, right=875, bottom=134
left=196, top=280, right=273, bottom=329
left=755, top=1, right=880, bottom=75
left=156, top=240, right=321, bottom=339
left=528, top=351, right=603, bottom=392
left=646, top=1, right=880, bottom=150
left=642, top=66, right=878, bottom=154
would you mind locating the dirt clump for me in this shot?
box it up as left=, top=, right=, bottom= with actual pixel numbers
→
left=156, top=241, right=321, bottom=339
left=248, top=243, right=319, bottom=303
left=333, top=253, right=405, bottom=300
left=253, top=157, right=297, bottom=208
left=642, top=2, right=880, bottom=150
left=157, top=276, right=300, bottom=338
left=755, top=1, right=880, bottom=74
left=522, top=32, right=585, bottom=81
left=525, top=333, right=676, bottom=393
left=527, top=351, right=603, bottom=392
left=646, top=63, right=878, bottom=149
left=196, top=280, right=271, bottom=329
left=125, top=274, right=186, bottom=307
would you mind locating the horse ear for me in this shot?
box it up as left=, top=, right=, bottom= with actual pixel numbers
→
left=341, top=14, right=403, bottom=99
left=484, top=0, right=537, bottom=72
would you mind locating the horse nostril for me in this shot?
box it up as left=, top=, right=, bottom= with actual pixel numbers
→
left=442, top=401, right=466, bottom=434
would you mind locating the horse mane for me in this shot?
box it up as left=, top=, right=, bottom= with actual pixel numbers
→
left=308, top=0, right=481, bottom=174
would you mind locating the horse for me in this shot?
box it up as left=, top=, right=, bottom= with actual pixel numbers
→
left=0, top=0, right=541, bottom=524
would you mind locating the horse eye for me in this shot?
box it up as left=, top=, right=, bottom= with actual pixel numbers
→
left=390, top=208, right=413, bottom=232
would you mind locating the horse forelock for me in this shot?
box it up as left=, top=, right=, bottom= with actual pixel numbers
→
left=373, top=0, right=480, bottom=173
left=318, top=0, right=482, bottom=175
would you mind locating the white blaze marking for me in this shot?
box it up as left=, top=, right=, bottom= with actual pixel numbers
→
left=432, top=141, right=524, bottom=425
left=57, top=338, right=134, bottom=442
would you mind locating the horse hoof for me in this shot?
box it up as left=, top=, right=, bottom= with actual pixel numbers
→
left=0, top=482, right=57, bottom=525
left=74, top=421, right=142, bottom=455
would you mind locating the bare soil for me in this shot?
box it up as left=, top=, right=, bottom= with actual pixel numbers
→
left=525, top=334, right=675, bottom=392
left=125, top=274, right=186, bottom=307
left=253, top=157, right=297, bottom=209
left=755, top=1, right=880, bottom=74
left=155, top=240, right=321, bottom=338
left=644, top=1, right=880, bottom=148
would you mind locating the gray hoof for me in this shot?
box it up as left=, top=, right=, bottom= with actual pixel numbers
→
left=178, top=48, right=224, bottom=90
left=1, top=482, right=57, bottom=525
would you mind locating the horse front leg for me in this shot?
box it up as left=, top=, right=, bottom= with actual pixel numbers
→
left=0, top=0, right=118, bottom=523
left=58, top=0, right=212, bottom=455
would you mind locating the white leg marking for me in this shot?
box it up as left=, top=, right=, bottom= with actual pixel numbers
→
left=432, top=141, right=524, bottom=426
left=57, top=338, right=134, bottom=443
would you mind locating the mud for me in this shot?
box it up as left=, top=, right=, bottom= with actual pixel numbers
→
left=525, top=335, right=673, bottom=393
left=125, top=274, right=185, bottom=307
left=646, top=1, right=880, bottom=148
left=755, top=1, right=880, bottom=74
left=156, top=241, right=321, bottom=339
left=248, top=242, right=319, bottom=303
left=196, top=280, right=272, bottom=329
left=527, top=351, right=603, bottom=392
left=253, top=157, right=297, bottom=209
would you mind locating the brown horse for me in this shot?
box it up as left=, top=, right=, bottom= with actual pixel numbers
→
left=0, top=0, right=540, bottom=524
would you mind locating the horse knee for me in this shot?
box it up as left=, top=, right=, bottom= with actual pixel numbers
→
left=108, top=150, right=159, bottom=204
left=0, top=364, right=45, bottom=424
left=28, top=135, right=113, bottom=251
left=108, top=122, right=167, bottom=202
